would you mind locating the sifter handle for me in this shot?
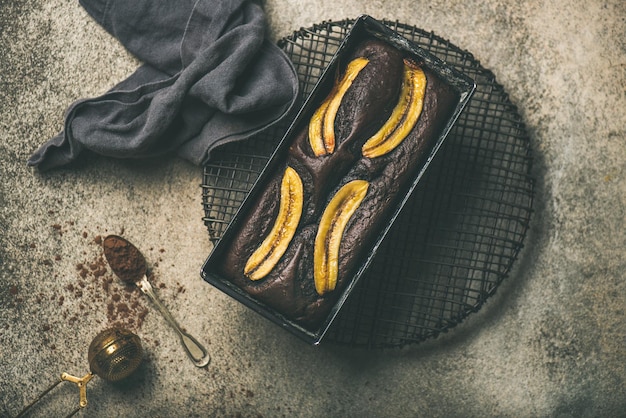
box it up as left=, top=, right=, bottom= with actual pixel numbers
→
left=15, top=372, right=93, bottom=418
left=15, top=378, right=62, bottom=418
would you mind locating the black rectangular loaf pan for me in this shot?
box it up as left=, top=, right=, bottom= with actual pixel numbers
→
left=201, top=15, right=476, bottom=345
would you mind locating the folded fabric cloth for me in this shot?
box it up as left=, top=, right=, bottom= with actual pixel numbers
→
left=28, top=0, right=299, bottom=170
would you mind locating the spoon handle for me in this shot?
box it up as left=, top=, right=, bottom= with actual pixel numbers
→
left=137, top=276, right=211, bottom=368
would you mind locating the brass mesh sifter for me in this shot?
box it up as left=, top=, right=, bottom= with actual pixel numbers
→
left=16, top=327, right=143, bottom=418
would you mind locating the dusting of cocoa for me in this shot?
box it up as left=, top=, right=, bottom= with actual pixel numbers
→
left=7, top=285, right=24, bottom=308
left=45, top=228, right=152, bottom=335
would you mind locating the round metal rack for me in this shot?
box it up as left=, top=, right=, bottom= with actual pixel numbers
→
left=201, top=19, right=534, bottom=348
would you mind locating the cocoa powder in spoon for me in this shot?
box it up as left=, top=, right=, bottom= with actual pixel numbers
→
left=102, top=235, right=146, bottom=283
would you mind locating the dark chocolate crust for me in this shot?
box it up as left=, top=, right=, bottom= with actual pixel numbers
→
left=288, top=39, right=405, bottom=223
left=219, top=39, right=459, bottom=329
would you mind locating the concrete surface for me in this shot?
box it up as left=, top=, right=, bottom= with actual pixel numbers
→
left=1, top=0, right=625, bottom=417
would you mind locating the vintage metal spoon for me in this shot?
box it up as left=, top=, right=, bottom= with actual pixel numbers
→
left=16, top=327, right=143, bottom=418
left=102, top=235, right=210, bottom=368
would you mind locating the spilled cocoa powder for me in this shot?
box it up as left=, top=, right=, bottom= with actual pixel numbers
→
left=69, top=232, right=150, bottom=331
left=30, top=226, right=152, bottom=343
left=6, top=222, right=186, bottom=352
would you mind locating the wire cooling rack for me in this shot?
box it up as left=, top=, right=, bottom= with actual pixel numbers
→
left=201, top=19, right=534, bottom=348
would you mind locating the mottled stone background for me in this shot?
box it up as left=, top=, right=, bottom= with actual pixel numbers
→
left=1, top=0, right=625, bottom=417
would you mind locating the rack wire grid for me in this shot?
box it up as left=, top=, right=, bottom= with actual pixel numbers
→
left=201, top=19, right=534, bottom=348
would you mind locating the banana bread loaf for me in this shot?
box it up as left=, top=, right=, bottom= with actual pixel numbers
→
left=218, top=38, right=459, bottom=328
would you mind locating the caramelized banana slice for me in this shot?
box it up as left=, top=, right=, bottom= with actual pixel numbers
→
left=362, top=59, right=426, bottom=158
left=308, top=101, right=330, bottom=156
left=309, top=57, right=370, bottom=156
left=314, top=180, right=369, bottom=295
left=244, top=166, right=304, bottom=280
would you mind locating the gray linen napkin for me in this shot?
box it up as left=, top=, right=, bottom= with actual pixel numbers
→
left=27, top=0, right=299, bottom=170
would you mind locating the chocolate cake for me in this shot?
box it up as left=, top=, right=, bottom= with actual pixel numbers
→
left=218, top=38, right=459, bottom=328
